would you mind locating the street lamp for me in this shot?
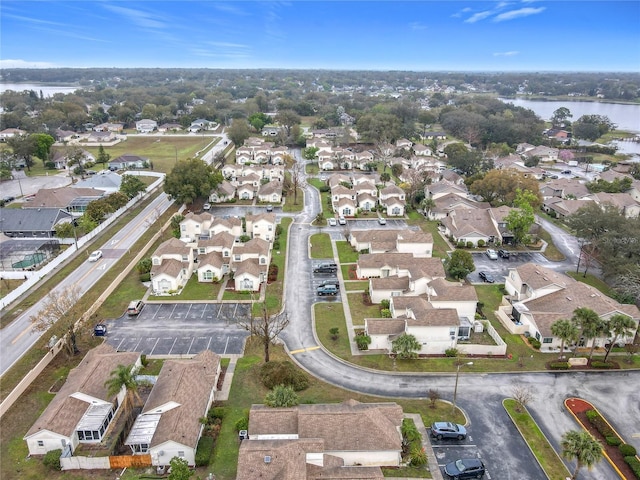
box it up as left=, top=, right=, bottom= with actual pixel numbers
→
left=452, top=361, right=473, bottom=416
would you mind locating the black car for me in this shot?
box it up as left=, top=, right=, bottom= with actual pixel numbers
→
left=313, top=262, right=337, bottom=274
left=478, top=271, right=495, bottom=283
left=93, top=324, right=108, bottom=336
left=444, top=458, right=485, bottom=479
left=498, top=249, right=510, bottom=259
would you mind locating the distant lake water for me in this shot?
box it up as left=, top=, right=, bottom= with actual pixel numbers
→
left=499, top=97, right=640, bottom=134
left=0, top=83, right=80, bottom=97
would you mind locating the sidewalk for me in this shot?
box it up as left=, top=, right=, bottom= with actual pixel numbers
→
left=404, top=413, right=444, bottom=480
left=216, top=355, right=240, bottom=401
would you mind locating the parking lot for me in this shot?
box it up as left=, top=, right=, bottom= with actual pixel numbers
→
left=312, top=259, right=342, bottom=301
left=104, top=302, right=251, bottom=356
left=470, top=250, right=548, bottom=284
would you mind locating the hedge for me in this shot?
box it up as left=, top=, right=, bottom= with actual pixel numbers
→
left=624, top=456, right=640, bottom=479
left=195, top=436, right=214, bottom=467
left=619, top=444, right=637, bottom=457
left=549, top=361, right=570, bottom=370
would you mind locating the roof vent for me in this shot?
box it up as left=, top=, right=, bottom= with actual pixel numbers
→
left=566, top=296, right=572, bottom=301
left=264, top=456, right=271, bottom=464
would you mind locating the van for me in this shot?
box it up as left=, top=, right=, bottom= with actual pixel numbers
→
left=127, top=300, right=144, bottom=316
left=313, top=262, right=338, bottom=274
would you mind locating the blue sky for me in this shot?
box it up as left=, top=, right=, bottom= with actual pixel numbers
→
left=1, top=1, right=639, bottom=71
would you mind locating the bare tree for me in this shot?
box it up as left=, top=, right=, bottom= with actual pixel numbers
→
left=511, top=384, right=535, bottom=412
left=30, top=285, right=83, bottom=356
left=239, top=303, right=289, bottom=362
left=288, top=156, right=304, bottom=205
left=428, top=389, right=440, bottom=409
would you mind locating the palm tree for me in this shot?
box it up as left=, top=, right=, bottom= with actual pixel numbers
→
left=603, top=314, right=636, bottom=362
left=550, top=318, right=579, bottom=360
left=104, top=363, right=142, bottom=417
left=572, top=307, right=606, bottom=360
left=561, top=430, right=603, bottom=480
left=420, top=197, right=436, bottom=218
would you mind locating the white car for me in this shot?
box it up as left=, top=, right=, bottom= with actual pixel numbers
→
left=203, top=203, right=211, bottom=210
left=338, top=216, right=346, bottom=225
left=88, top=250, right=103, bottom=262
left=328, top=218, right=337, bottom=226
left=485, top=249, right=498, bottom=260
left=378, top=217, right=387, bottom=225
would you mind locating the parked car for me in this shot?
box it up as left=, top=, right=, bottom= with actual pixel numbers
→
left=485, top=249, right=498, bottom=260
left=317, top=284, right=339, bottom=296
left=478, top=271, right=495, bottom=283
left=93, top=323, right=107, bottom=336
left=561, top=169, right=572, bottom=174
left=430, top=422, right=467, bottom=440
left=444, top=458, right=486, bottom=479
left=203, top=203, right=211, bottom=210
left=127, top=300, right=144, bottom=316
left=328, top=217, right=337, bottom=226
left=266, top=204, right=274, bottom=212
left=378, top=217, right=387, bottom=225
left=88, top=250, right=103, bottom=262
left=498, top=249, right=510, bottom=259
left=338, top=216, right=346, bottom=225
left=313, top=263, right=338, bottom=274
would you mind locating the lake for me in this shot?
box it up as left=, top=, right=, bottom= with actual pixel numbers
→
left=500, top=98, right=640, bottom=134
left=0, top=83, right=80, bottom=97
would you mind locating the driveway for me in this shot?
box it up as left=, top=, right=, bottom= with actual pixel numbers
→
left=104, top=302, right=251, bottom=356
left=3, top=169, right=72, bottom=199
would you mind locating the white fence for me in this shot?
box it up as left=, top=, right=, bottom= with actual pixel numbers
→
left=0, top=173, right=164, bottom=310
left=458, top=321, right=507, bottom=356
left=61, top=455, right=111, bottom=471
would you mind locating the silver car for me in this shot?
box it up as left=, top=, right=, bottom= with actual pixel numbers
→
left=431, top=421, right=467, bottom=440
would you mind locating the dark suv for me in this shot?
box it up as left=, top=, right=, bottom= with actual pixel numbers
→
left=444, top=458, right=485, bottom=479
left=317, top=284, right=339, bottom=296
left=498, top=249, right=510, bottom=259
left=313, top=262, right=337, bottom=274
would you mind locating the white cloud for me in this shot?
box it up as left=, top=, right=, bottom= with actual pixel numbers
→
left=0, top=59, right=57, bottom=68
left=465, top=10, right=494, bottom=23
left=493, top=51, right=520, bottom=56
left=409, top=22, right=427, bottom=30
left=102, top=4, right=166, bottom=29
left=213, top=3, right=249, bottom=16
left=494, top=7, right=546, bottom=21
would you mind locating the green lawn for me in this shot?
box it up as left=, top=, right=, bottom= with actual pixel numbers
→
left=310, top=233, right=334, bottom=259
left=336, top=240, right=359, bottom=263
left=537, top=227, right=565, bottom=261
left=346, top=292, right=382, bottom=326
left=344, top=280, right=368, bottom=291
left=406, top=217, right=451, bottom=259
left=306, top=163, right=319, bottom=175
left=283, top=188, right=304, bottom=213
left=308, top=178, right=329, bottom=214
left=503, top=399, right=571, bottom=480
left=149, top=274, right=222, bottom=301
left=84, top=136, right=214, bottom=173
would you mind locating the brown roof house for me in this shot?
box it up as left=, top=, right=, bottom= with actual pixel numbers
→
left=150, top=238, right=194, bottom=295
left=501, top=263, right=640, bottom=352
left=231, top=237, right=271, bottom=291
left=440, top=208, right=501, bottom=247
left=23, top=187, right=105, bottom=214
left=236, top=400, right=403, bottom=480
left=349, top=229, right=433, bottom=258
left=24, top=344, right=140, bottom=456
left=125, top=350, right=221, bottom=467
left=257, top=180, right=283, bottom=205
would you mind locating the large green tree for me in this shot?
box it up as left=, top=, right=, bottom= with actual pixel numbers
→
left=31, top=133, right=55, bottom=164
left=561, top=430, right=603, bottom=480
left=120, top=174, right=146, bottom=199
left=264, top=384, right=299, bottom=408
left=550, top=318, right=578, bottom=360
left=227, top=118, right=250, bottom=147
left=356, top=111, right=401, bottom=143
left=572, top=308, right=606, bottom=360
left=164, top=158, right=222, bottom=205
left=470, top=170, right=542, bottom=207
left=445, top=250, right=475, bottom=280
left=573, top=114, right=616, bottom=141
left=104, top=363, right=142, bottom=418
left=551, top=107, right=572, bottom=127
left=505, top=189, right=537, bottom=246
left=7, top=134, right=36, bottom=171
left=96, top=145, right=110, bottom=170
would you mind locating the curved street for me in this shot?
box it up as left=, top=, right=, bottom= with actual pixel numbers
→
left=279, top=154, right=639, bottom=479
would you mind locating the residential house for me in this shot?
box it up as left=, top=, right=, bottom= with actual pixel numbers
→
left=423, top=131, right=447, bottom=141
left=22, top=187, right=105, bottom=214
left=334, top=197, right=357, bottom=217
left=257, top=180, right=283, bottom=204
left=209, top=181, right=236, bottom=203
left=196, top=231, right=235, bottom=282
left=0, top=128, right=26, bottom=140
left=158, top=123, right=182, bottom=132
left=179, top=212, right=214, bottom=241
left=352, top=173, right=380, bottom=185
left=135, top=119, right=157, bottom=133
left=237, top=183, right=255, bottom=200
left=379, top=185, right=406, bottom=216
left=150, top=238, right=194, bottom=294
left=232, top=238, right=271, bottom=291
left=521, top=145, right=559, bottom=163
left=125, top=350, right=221, bottom=467
left=109, top=154, right=148, bottom=170
left=54, top=129, right=78, bottom=143
left=440, top=208, right=501, bottom=246
left=355, top=151, right=375, bottom=169
left=412, top=144, right=432, bottom=157
left=73, top=171, right=122, bottom=194
left=49, top=149, right=95, bottom=170
left=428, top=193, right=490, bottom=221
left=539, top=178, right=591, bottom=200
left=396, top=138, right=413, bottom=150
left=237, top=400, right=403, bottom=479
left=502, top=263, right=640, bottom=350
left=94, top=123, right=123, bottom=132
left=0, top=208, right=73, bottom=238
left=262, top=125, right=282, bottom=137
left=591, top=192, right=640, bottom=218
left=206, top=216, right=243, bottom=239
left=542, top=198, right=595, bottom=219
left=245, top=212, right=277, bottom=241
left=327, top=173, right=351, bottom=189
left=350, top=229, right=433, bottom=257
left=24, top=344, right=140, bottom=456
left=87, top=131, right=117, bottom=143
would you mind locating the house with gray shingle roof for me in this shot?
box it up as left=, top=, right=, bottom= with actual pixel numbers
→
left=125, top=350, right=220, bottom=467
left=150, top=238, right=194, bottom=294
left=73, top=171, right=122, bottom=193
left=0, top=207, right=73, bottom=238
left=257, top=180, right=283, bottom=204
left=24, top=344, right=140, bottom=456
left=502, top=263, right=640, bottom=350
left=237, top=400, right=403, bottom=479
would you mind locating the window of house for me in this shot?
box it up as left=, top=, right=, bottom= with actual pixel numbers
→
left=392, top=207, right=401, bottom=215
left=203, top=270, right=213, bottom=280
left=535, top=332, right=541, bottom=340
left=234, top=255, right=241, bottom=261
left=268, top=225, right=273, bottom=231
left=178, top=451, right=185, bottom=457
left=223, top=250, right=229, bottom=257
left=199, top=248, right=205, bottom=254
left=182, top=255, right=188, bottom=262
left=181, top=225, right=186, bottom=231
left=37, top=441, right=44, bottom=447
left=260, top=257, right=266, bottom=264
left=153, top=258, right=160, bottom=265
left=543, top=337, right=553, bottom=344
left=449, top=328, right=457, bottom=337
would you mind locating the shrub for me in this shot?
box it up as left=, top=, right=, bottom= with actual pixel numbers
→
left=620, top=444, right=637, bottom=457
left=355, top=333, right=372, bottom=350
left=380, top=299, right=390, bottom=309
left=444, top=348, right=459, bottom=357
left=591, top=361, right=617, bottom=369
left=466, top=241, right=474, bottom=248
left=139, top=272, right=151, bottom=282
left=140, top=354, right=149, bottom=367
left=606, top=436, right=622, bottom=446
left=549, top=361, right=570, bottom=369
left=409, top=446, right=427, bottom=467
left=624, top=456, right=640, bottom=478
left=268, top=264, right=279, bottom=282
left=457, top=240, right=466, bottom=248
left=260, top=361, right=309, bottom=391
left=401, top=418, right=421, bottom=443
left=275, top=224, right=283, bottom=236
left=264, top=384, right=299, bottom=407
left=272, top=241, right=281, bottom=250
left=235, top=415, right=249, bottom=432
left=44, top=161, right=56, bottom=170
left=380, top=308, right=392, bottom=318
left=477, top=239, right=485, bottom=247
left=586, top=409, right=599, bottom=422
left=586, top=410, right=614, bottom=438
left=528, top=337, right=541, bottom=349
left=207, top=407, right=226, bottom=422
left=43, top=449, right=62, bottom=471
left=195, top=436, right=214, bottom=467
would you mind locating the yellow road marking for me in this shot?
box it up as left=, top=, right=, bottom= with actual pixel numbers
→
left=290, top=346, right=320, bottom=355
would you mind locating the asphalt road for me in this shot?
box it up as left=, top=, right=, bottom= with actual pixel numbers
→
left=278, top=160, right=637, bottom=479
left=0, top=192, right=174, bottom=376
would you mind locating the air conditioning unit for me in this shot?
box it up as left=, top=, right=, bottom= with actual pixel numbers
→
left=264, top=455, right=271, bottom=464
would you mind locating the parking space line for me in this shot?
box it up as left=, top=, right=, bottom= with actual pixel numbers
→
left=115, top=338, right=126, bottom=351
left=206, top=337, right=212, bottom=351
left=187, top=337, right=195, bottom=354
left=168, top=337, right=177, bottom=354
left=132, top=338, right=143, bottom=352
left=152, top=305, right=161, bottom=320
left=169, top=304, right=177, bottom=319
left=201, top=306, right=206, bottom=318
left=186, top=304, right=193, bottom=317
left=149, top=338, right=160, bottom=355
left=223, top=337, right=230, bottom=355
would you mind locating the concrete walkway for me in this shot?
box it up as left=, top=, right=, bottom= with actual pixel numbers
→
left=404, top=413, right=444, bottom=480
left=216, top=355, right=240, bottom=401
left=331, top=238, right=360, bottom=355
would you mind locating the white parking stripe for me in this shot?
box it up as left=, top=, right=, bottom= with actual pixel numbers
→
left=187, top=337, right=195, bottom=354
left=149, top=338, right=160, bottom=355
left=168, top=337, right=177, bottom=354
left=223, top=337, right=230, bottom=354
